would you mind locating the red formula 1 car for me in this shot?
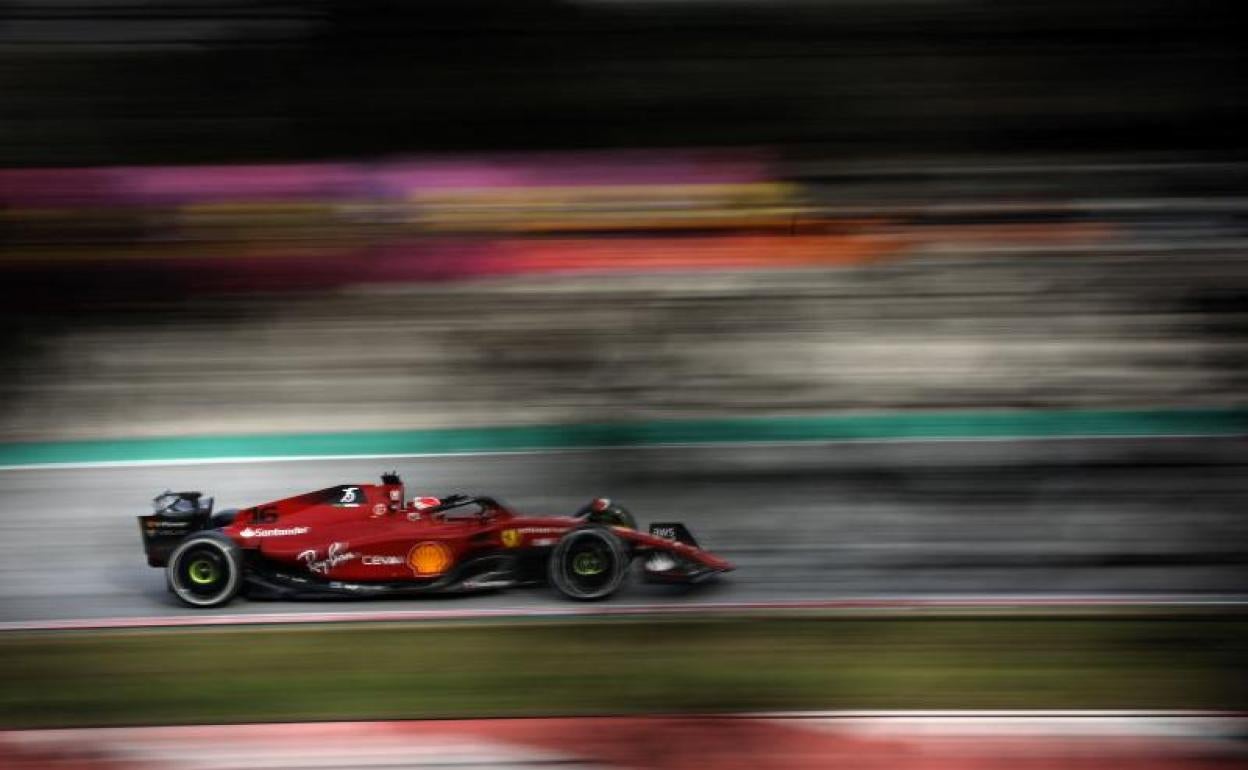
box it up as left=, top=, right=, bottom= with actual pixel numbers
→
left=139, top=473, right=733, bottom=608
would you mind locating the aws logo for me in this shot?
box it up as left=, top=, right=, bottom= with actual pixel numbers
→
left=407, top=541, right=453, bottom=576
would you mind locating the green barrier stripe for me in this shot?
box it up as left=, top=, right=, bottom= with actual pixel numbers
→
left=1, top=408, right=1246, bottom=467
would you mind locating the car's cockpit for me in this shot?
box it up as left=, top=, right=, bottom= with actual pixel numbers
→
left=406, top=494, right=510, bottom=522
left=376, top=472, right=513, bottom=523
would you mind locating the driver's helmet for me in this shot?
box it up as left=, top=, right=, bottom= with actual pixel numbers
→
left=577, top=497, right=637, bottom=530
left=407, top=495, right=441, bottom=520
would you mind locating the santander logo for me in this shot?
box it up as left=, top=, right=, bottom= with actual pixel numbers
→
left=238, top=526, right=310, bottom=538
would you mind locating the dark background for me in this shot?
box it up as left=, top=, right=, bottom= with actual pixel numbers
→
left=2, top=0, right=1245, bottom=166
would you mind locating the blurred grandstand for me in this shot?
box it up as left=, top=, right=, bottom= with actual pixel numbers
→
left=2, top=0, right=1245, bottom=442
left=1, top=151, right=1246, bottom=441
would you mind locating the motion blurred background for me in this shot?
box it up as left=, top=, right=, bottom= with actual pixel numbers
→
left=1, top=0, right=1246, bottom=435
left=2, top=0, right=1247, bottom=440
left=1, top=0, right=1247, bottom=760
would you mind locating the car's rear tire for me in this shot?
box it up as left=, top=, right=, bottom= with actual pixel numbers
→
left=549, top=527, right=630, bottom=600
left=166, top=531, right=243, bottom=608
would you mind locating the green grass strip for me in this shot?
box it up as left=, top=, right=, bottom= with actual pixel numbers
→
left=2, top=616, right=1245, bottom=728
left=2, top=407, right=1247, bottom=467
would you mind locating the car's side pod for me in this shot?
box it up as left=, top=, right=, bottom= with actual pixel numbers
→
left=138, top=490, right=234, bottom=567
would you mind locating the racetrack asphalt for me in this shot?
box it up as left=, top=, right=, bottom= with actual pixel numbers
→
left=1, top=437, right=1246, bottom=625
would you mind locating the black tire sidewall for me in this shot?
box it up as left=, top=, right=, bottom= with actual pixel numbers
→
left=549, top=527, right=629, bottom=600
left=167, top=532, right=243, bottom=608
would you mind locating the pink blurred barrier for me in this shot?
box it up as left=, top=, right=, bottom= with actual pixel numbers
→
left=2, top=713, right=1244, bottom=770
left=374, top=150, right=771, bottom=195
left=0, top=150, right=771, bottom=207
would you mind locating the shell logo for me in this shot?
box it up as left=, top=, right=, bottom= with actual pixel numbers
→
left=407, top=541, right=453, bottom=576
left=500, top=529, right=522, bottom=548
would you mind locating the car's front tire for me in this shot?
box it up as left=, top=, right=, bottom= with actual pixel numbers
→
left=549, top=527, right=630, bottom=600
left=166, top=531, right=243, bottom=608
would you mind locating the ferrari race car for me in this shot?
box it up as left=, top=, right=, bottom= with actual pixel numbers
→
left=139, top=473, right=733, bottom=608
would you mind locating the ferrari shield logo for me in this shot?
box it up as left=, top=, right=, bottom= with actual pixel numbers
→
left=500, top=529, right=522, bottom=548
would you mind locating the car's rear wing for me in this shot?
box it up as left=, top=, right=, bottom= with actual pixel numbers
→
left=138, top=491, right=212, bottom=567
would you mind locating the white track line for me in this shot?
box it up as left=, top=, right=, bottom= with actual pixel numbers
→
left=755, top=711, right=1248, bottom=738
left=3, top=596, right=1245, bottom=632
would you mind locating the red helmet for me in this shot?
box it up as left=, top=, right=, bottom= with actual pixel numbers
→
left=412, top=496, right=442, bottom=511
